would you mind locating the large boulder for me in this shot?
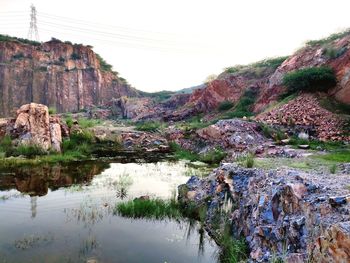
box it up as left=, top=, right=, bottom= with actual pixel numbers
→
left=13, top=103, right=63, bottom=152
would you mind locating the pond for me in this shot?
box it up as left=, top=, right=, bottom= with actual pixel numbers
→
left=0, top=161, right=219, bottom=263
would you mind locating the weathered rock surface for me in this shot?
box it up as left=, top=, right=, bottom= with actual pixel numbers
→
left=196, top=119, right=268, bottom=152
left=178, top=164, right=350, bottom=262
left=2, top=103, right=65, bottom=151
left=0, top=38, right=138, bottom=117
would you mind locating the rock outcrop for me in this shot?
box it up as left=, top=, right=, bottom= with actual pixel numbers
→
left=2, top=103, right=65, bottom=152
left=0, top=37, right=138, bottom=117
left=178, top=164, right=350, bottom=262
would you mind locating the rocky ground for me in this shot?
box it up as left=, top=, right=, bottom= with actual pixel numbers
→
left=178, top=163, right=350, bottom=262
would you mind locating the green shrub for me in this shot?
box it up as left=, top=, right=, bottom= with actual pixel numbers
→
left=135, top=121, right=163, bottom=132
left=218, top=101, right=234, bottom=111
left=282, top=67, right=336, bottom=94
left=48, top=107, right=57, bottom=115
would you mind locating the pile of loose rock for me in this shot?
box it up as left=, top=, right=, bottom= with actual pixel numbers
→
left=178, top=164, right=350, bottom=262
left=121, top=132, right=169, bottom=152
left=256, top=94, right=349, bottom=141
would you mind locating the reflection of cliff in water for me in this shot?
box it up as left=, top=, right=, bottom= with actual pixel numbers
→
left=0, top=162, right=110, bottom=196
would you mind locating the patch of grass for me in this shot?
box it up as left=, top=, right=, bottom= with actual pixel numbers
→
left=316, top=150, right=350, bottom=163
left=178, top=115, right=213, bottom=131
left=329, top=163, right=337, bottom=174
left=289, top=137, right=346, bottom=151
left=245, top=153, right=255, bottom=168
left=224, top=56, right=288, bottom=78
left=258, top=123, right=287, bottom=142
left=169, top=142, right=200, bottom=162
left=48, top=107, right=56, bottom=115
left=218, top=225, right=248, bottom=263
left=114, top=198, right=183, bottom=220
left=0, top=135, right=13, bottom=155
left=78, top=118, right=102, bottom=129
left=282, top=67, right=336, bottom=94
left=12, top=145, right=46, bottom=158
left=200, top=148, right=227, bottom=165
left=135, top=121, right=163, bottom=132
left=65, top=115, right=73, bottom=128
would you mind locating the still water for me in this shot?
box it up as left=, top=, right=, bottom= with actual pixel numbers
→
left=0, top=161, right=219, bottom=263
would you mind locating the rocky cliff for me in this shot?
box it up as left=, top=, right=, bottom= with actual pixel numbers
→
left=0, top=36, right=138, bottom=117
left=182, top=31, right=350, bottom=115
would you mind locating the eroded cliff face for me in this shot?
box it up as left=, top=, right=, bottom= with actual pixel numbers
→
left=183, top=33, right=350, bottom=114
left=0, top=38, right=138, bottom=117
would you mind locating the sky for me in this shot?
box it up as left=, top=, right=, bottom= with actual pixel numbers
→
left=1, top=0, right=350, bottom=92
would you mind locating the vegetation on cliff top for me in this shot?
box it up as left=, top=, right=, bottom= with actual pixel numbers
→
left=0, top=34, right=41, bottom=46
left=224, top=56, right=289, bottom=78
left=306, top=29, right=350, bottom=46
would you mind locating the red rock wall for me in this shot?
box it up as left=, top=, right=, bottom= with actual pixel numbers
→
left=0, top=40, right=138, bottom=117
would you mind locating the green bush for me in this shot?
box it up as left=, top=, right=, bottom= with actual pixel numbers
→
left=282, top=67, right=336, bottom=94
left=48, top=107, right=57, bottom=115
left=218, top=101, right=234, bottom=111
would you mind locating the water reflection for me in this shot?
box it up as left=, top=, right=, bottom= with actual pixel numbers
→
left=0, top=161, right=218, bottom=262
left=0, top=162, right=110, bottom=196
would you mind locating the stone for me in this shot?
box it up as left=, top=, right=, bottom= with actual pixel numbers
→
left=14, top=103, right=51, bottom=150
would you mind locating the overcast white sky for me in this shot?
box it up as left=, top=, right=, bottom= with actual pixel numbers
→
left=1, top=0, right=350, bottom=92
